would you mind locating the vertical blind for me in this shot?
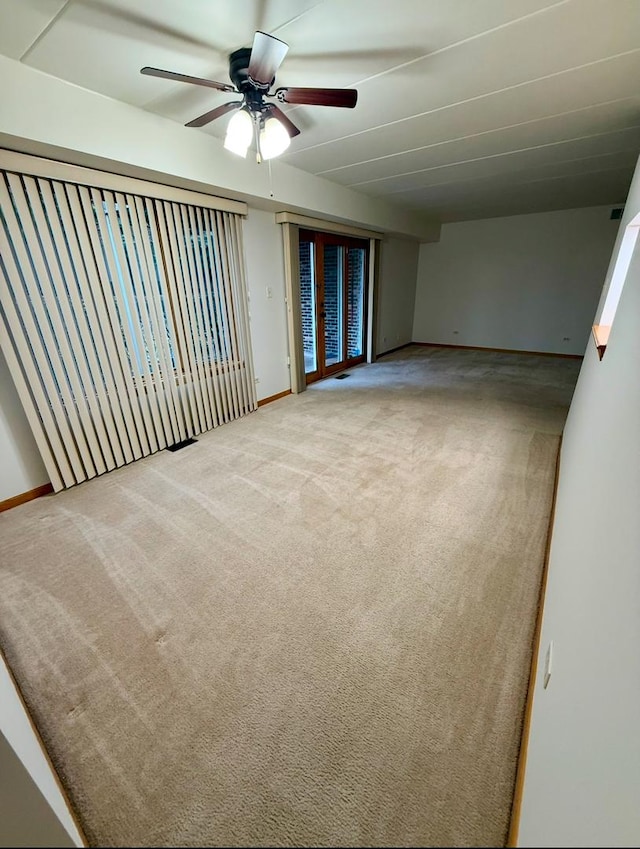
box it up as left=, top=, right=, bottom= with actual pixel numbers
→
left=0, top=168, right=256, bottom=492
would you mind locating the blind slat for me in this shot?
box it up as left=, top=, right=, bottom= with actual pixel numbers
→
left=38, top=179, right=114, bottom=474
left=1, top=175, right=88, bottom=484
left=151, top=200, right=197, bottom=435
left=78, top=186, right=143, bottom=462
left=101, top=191, right=160, bottom=454
left=204, top=208, right=239, bottom=419
left=200, top=207, right=234, bottom=423
left=17, top=175, right=102, bottom=480
left=115, top=190, right=171, bottom=451
left=193, top=205, right=226, bottom=424
left=212, top=210, right=242, bottom=419
left=90, top=188, right=153, bottom=456
left=231, top=214, right=258, bottom=412
left=51, top=181, right=124, bottom=470
left=63, top=183, right=131, bottom=467
left=178, top=202, right=218, bottom=431
left=136, top=196, right=187, bottom=445
left=161, top=201, right=209, bottom=434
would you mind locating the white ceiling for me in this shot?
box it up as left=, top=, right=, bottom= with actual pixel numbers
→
left=2, top=0, right=639, bottom=222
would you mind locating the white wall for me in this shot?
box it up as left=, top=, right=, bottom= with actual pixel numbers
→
left=376, top=237, right=420, bottom=355
left=0, top=730, right=75, bottom=847
left=242, top=208, right=290, bottom=402
left=413, top=206, right=620, bottom=355
left=0, top=654, right=83, bottom=846
left=518, top=156, right=640, bottom=847
left=0, top=349, right=48, bottom=501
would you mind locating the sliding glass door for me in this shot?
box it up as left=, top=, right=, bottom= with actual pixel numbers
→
left=299, top=230, right=368, bottom=384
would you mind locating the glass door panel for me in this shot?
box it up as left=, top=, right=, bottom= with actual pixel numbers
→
left=347, top=247, right=366, bottom=359
left=323, top=244, right=344, bottom=369
left=299, top=239, right=318, bottom=376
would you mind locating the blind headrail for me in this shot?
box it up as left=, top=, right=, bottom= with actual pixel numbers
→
left=0, top=148, right=247, bottom=215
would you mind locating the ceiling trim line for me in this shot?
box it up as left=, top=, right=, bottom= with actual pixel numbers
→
left=287, top=47, right=640, bottom=158
left=348, top=0, right=572, bottom=90
left=384, top=161, right=635, bottom=199
left=347, top=125, right=640, bottom=189
left=20, top=0, right=72, bottom=62
left=317, top=96, right=639, bottom=176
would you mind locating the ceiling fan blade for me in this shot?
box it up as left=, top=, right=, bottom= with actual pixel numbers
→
left=185, top=101, right=243, bottom=128
left=141, top=66, right=235, bottom=93
left=248, top=31, right=289, bottom=86
left=266, top=105, right=300, bottom=138
left=275, top=87, right=358, bottom=108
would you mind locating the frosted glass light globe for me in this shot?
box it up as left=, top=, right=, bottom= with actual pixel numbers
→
left=224, top=109, right=253, bottom=157
left=259, top=116, right=291, bottom=160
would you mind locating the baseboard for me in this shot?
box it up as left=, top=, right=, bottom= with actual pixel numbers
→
left=506, top=434, right=563, bottom=847
left=412, top=341, right=583, bottom=360
left=257, top=389, right=292, bottom=407
left=0, top=483, right=54, bottom=513
left=376, top=342, right=413, bottom=358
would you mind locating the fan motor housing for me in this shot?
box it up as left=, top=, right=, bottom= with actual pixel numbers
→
left=229, top=47, right=274, bottom=93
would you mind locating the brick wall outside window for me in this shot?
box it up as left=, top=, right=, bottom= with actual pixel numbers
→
left=323, top=245, right=341, bottom=362
left=299, top=241, right=315, bottom=365
left=299, top=240, right=365, bottom=368
left=348, top=249, right=364, bottom=358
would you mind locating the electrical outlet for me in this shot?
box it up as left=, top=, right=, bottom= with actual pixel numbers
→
left=266, top=286, right=273, bottom=299
left=543, top=641, right=553, bottom=689
left=453, top=330, right=459, bottom=335
left=563, top=336, right=571, bottom=342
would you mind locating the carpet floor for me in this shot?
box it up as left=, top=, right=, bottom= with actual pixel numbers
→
left=0, top=346, right=580, bottom=847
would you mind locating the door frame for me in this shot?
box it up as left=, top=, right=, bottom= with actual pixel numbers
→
left=277, top=213, right=382, bottom=394
left=300, top=228, right=370, bottom=385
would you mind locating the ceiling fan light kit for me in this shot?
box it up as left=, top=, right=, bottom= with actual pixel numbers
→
left=223, top=108, right=253, bottom=157
left=223, top=108, right=290, bottom=161
left=141, top=30, right=357, bottom=164
left=259, top=115, right=291, bottom=160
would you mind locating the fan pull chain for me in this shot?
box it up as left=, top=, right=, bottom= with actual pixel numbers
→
left=268, top=159, right=274, bottom=198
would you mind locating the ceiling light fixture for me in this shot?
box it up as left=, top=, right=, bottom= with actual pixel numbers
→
left=259, top=114, right=291, bottom=160
left=141, top=31, right=358, bottom=165
left=225, top=108, right=292, bottom=163
left=223, top=108, right=254, bottom=158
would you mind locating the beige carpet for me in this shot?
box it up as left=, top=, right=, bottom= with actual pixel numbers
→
left=0, top=346, right=579, bottom=847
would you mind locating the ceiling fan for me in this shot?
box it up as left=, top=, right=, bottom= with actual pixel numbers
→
left=141, top=31, right=358, bottom=162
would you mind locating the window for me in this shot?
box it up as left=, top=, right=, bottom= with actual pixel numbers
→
left=0, top=162, right=255, bottom=491
left=592, top=211, right=640, bottom=360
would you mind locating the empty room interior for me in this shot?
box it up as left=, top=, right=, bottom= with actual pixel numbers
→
left=0, top=1, right=639, bottom=847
